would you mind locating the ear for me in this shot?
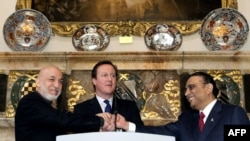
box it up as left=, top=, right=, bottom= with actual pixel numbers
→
left=206, top=83, right=213, bottom=93
left=92, top=78, right=96, bottom=85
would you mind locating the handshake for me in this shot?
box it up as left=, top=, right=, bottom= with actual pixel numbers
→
left=96, top=113, right=129, bottom=132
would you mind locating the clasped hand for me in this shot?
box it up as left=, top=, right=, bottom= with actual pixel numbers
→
left=96, top=113, right=129, bottom=131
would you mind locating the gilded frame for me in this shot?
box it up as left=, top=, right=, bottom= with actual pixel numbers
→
left=16, top=0, right=238, bottom=37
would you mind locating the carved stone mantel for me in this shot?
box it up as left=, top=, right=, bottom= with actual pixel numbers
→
left=0, top=51, right=250, bottom=74
left=1, top=51, right=250, bottom=140
left=1, top=51, right=250, bottom=118
left=182, top=51, right=250, bottom=71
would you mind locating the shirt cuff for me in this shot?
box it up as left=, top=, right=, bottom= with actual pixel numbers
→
left=128, top=122, right=136, bottom=132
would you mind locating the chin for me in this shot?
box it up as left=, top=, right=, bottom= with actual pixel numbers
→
left=45, top=94, right=59, bottom=101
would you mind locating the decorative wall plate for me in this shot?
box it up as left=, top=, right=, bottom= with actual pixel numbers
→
left=72, top=24, right=110, bottom=51
left=200, top=8, right=249, bottom=51
left=3, top=9, right=51, bottom=51
left=144, top=24, right=182, bottom=51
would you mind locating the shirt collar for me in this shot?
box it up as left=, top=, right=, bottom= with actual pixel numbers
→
left=200, top=99, right=217, bottom=122
left=96, top=95, right=113, bottom=106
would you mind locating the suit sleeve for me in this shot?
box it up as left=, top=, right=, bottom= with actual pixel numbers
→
left=126, top=100, right=144, bottom=126
left=15, top=96, right=102, bottom=133
left=231, top=106, right=250, bottom=124
left=136, top=122, right=177, bottom=137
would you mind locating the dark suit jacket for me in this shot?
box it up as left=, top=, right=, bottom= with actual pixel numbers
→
left=136, top=101, right=250, bottom=141
left=15, top=91, right=103, bottom=141
left=74, top=96, right=144, bottom=129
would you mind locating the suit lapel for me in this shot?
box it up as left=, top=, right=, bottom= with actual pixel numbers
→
left=199, top=101, right=222, bottom=141
left=90, top=97, right=103, bottom=113
left=192, top=111, right=201, bottom=141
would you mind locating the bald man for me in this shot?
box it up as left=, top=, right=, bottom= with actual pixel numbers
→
left=15, top=65, right=114, bottom=141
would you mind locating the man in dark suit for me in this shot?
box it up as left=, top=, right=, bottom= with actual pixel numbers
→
left=74, top=60, right=144, bottom=131
left=116, top=71, right=250, bottom=141
left=15, top=65, right=114, bottom=141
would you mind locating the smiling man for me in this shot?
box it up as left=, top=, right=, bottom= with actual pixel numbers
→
left=15, top=65, right=113, bottom=141
left=116, top=71, right=250, bottom=141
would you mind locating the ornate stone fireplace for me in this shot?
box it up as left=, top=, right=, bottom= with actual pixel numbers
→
left=1, top=51, right=250, bottom=140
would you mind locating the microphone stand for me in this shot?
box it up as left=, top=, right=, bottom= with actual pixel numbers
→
left=113, top=95, right=118, bottom=131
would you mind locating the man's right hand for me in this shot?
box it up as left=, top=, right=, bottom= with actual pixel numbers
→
left=116, top=114, right=129, bottom=131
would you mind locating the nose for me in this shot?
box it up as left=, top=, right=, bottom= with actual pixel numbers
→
left=184, top=88, right=190, bottom=96
left=109, top=75, right=113, bottom=80
left=107, top=74, right=115, bottom=81
left=54, top=80, right=62, bottom=88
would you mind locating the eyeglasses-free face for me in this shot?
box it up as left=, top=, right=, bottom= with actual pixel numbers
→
left=92, top=64, right=117, bottom=99
left=185, top=76, right=212, bottom=110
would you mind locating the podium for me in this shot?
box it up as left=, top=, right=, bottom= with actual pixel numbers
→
left=56, top=132, right=175, bottom=141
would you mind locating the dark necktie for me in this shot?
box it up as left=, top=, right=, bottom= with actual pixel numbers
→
left=104, top=100, right=112, bottom=113
left=199, top=112, right=205, bottom=132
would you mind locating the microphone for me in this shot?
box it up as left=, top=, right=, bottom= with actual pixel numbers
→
left=113, top=95, right=118, bottom=131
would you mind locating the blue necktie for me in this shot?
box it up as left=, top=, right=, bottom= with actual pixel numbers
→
left=104, top=100, right=112, bottom=113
